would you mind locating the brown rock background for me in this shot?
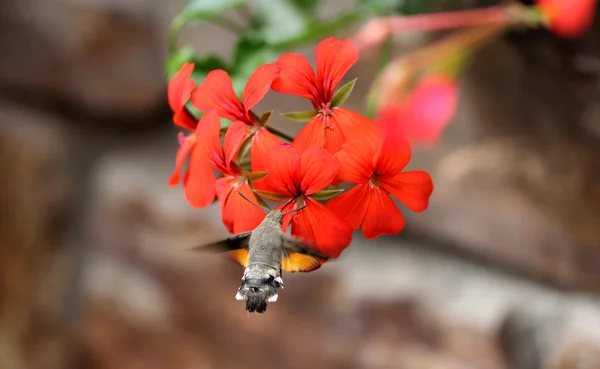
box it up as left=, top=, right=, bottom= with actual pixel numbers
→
left=1, top=0, right=600, bottom=369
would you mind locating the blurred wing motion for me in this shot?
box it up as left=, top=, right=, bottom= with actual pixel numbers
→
left=280, top=234, right=328, bottom=273
left=188, top=231, right=252, bottom=267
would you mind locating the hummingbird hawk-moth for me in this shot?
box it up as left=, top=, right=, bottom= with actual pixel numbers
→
left=190, top=204, right=328, bottom=314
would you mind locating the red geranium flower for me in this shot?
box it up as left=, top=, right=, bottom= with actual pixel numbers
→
left=168, top=110, right=217, bottom=208
left=170, top=109, right=266, bottom=231
left=327, top=136, right=433, bottom=239
left=377, top=75, right=458, bottom=147
left=191, top=64, right=282, bottom=173
left=261, top=144, right=352, bottom=258
left=272, top=36, right=378, bottom=154
left=536, top=0, right=597, bottom=38
left=168, top=62, right=198, bottom=131
left=202, top=110, right=267, bottom=233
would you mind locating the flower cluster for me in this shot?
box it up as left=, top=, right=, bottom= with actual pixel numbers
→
left=168, top=37, right=434, bottom=258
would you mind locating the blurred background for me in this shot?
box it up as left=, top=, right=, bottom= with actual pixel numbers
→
left=1, top=0, right=600, bottom=368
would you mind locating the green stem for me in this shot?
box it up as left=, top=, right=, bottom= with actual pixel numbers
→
left=210, top=17, right=246, bottom=34
left=169, top=12, right=192, bottom=53
left=265, top=126, right=294, bottom=142
left=271, top=12, right=364, bottom=51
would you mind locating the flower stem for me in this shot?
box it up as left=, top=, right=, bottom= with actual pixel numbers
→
left=353, top=5, right=522, bottom=49
left=265, top=126, right=294, bottom=142
left=386, top=6, right=513, bottom=32
left=407, top=24, right=508, bottom=68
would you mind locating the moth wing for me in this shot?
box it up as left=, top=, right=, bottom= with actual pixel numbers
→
left=225, top=248, right=250, bottom=268
left=280, top=234, right=328, bottom=273
left=187, top=231, right=252, bottom=267
left=187, top=231, right=252, bottom=253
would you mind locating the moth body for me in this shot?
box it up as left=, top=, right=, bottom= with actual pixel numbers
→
left=236, top=210, right=285, bottom=313
left=190, top=209, right=327, bottom=314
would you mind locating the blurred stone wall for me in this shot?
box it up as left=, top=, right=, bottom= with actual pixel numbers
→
left=1, top=0, right=600, bottom=369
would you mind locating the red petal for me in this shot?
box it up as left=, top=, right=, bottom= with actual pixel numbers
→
left=536, top=0, right=597, bottom=38
left=277, top=201, right=298, bottom=234
left=380, top=170, right=433, bottom=212
left=265, top=143, right=301, bottom=197
left=315, top=37, right=359, bottom=102
left=183, top=142, right=216, bottom=208
left=224, top=121, right=251, bottom=165
left=168, top=62, right=195, bottom=112
left=407, top=76, right=457, bottom=144
left=173, top=108, right=197, bottom=131
left=294, top=109, right=380, bottom=156
left=195, top=110, right=227, bottom=172
left=373, top=137, right=412, bottom=178
left=321, top=115, right=346, bottom=155
left=168, top=136, right=195, bottom=186
left=335, top=139, right=376, bottom=184
left=251, top=128, right=283, bottom=192
left=299, top=147, right=338, bottom=196
left=251, top=128, right=282, bottom=172
left=333, top=108, right=380, bottom=146
left=377, top=103, right=409, bottom=142
left=220, top=179, right=266, bottom=233
left=272, top=53, right=319, bottom=102
left=216, top=176, right=237, bottom=232
left=290, top=198, right=352, bottom=258
left=191, top=69, right=245, bottom=122
left=326, top=184, right=370, bottom=230
left=379, top=76, right=457, bottom=146
left=242, top=63, right=280, bottom=110
left=361, top=188, right=404, bottom=239
left=292, top=114, right=327, bottom=152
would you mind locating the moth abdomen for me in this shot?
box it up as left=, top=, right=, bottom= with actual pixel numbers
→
left=235, top=274, right=282, bottom=313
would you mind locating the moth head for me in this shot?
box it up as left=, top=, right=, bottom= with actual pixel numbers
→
left=266, top=209, right=283, bottom=225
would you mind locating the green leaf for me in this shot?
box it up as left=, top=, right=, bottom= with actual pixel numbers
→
left=251, top=0, right=309, bottom=44
left=165, top=47, right=195, bottom=77
left=184, top=0, right=244, bottom=19
left=396, top=0, right=453, bottom=15
left=331, top=78, right=357, bottom=108
left=232, top=35, right=269, bottom=69
left=260, top=111, right=273, bottom=125
left=356, top=0, right=403, bottom=15
left=310, top=189, right=344, bottom=200
left=231, top=35, right=278, bottom=96
left=254, top=190, right=289, bottom=201
left=282, top=110, right=317, bottom=122
left=287, top=0, right=319, bottom=18
left=246, top=172, right=268, bottom=182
